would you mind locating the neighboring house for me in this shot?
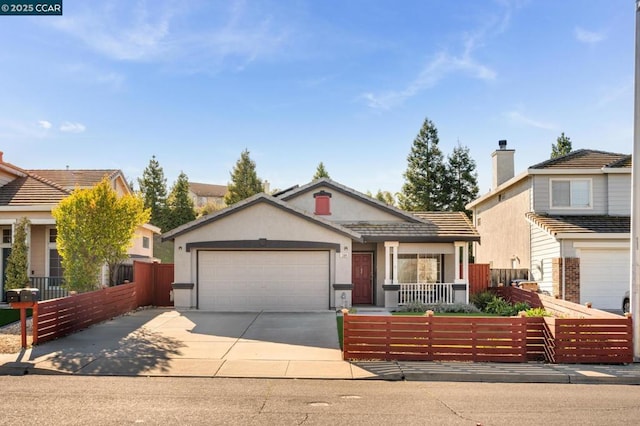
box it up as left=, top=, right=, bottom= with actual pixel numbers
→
left=466, top=141, right=631, bottom=310
left=0, top=152, right=161, bottom=301
left=162, top=178, right=479, bottom=312
left=188, top=182, right=227, bottom=210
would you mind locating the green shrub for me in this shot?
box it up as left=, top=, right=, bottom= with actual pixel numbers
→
left=513, top=302, right=531, bottom=314
left=397, top=300, right=429, bottom=313
left=428, top=303, right=481, bottom=314
left=525, top=307, right=552, bottom=317
left=470, top=291, right=495, bottom=311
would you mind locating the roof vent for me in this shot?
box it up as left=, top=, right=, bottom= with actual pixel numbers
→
left=313, top=190, right=332, bottom=215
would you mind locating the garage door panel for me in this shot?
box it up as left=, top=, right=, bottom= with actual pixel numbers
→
left=199, top=251, right=329, bottom=311
left=580, top=249, right=629, bottom=310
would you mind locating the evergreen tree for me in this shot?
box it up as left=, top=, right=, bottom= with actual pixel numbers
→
left=5, top=217, right=30, bottom=289
left=52, top=178, right=150, bottom=291
left=399, top=117, right=447, bottom=211
left=373, top=190, right=396, bottom=206
left=138, top=155, right=168, bottom=229
left=313, top=162, right=331, bottom=180
left=443, top=144, right=479, bottom=216
left=164, top=171, right=196, bottom=231
left=224, top=149, right=264, bottom=205
left=551, top=132, right=572, bottom=159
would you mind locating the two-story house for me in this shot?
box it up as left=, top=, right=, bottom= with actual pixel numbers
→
left=0, top=152, right=161, bottom=301
left=188, top=182, right=227, bottom=211
left=466, top=141, right=631, bottom=310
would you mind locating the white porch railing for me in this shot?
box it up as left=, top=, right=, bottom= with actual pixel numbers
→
left=398, top=282, right=456, bottom=305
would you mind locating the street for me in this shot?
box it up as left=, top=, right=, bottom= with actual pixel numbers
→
left=1, top=376, right=638, bottom=425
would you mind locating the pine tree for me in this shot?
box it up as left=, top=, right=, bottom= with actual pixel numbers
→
left=5, top=217, right=30, bottom=289
left=164, top=171, right=196, bottom=231
left=443, top=144, right=479, bottom=216
left=138, top=155, right=168, bottom=229
left=374, top=190, right=396, bottom=206
left=399, top=118, right=447, bottom=211
left=224, top=149, right=264, bottom=205
left=551, top=132, right=572, bottom=159
left=313, top=162, right=331, bottom=180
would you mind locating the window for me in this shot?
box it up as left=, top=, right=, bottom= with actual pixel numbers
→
left=551, top=179, right=591, bottom=208
left=49, top=228, right=57, bottom=243
left=49, top=249, right=63, bottom=279
left=398, top=254, right=442, bottom=283
left=142, top=236, right=150, bottom=249
left=2, top=228, right=10, bottom=244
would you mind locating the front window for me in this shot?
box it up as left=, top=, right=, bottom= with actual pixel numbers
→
left=398, top=254, right=442, bottom=283
left=48, top=228, right=64, bottom=286
left=551, top=179, right=591, bottom=208
left=142, top=236, right=150, bottom=249
left=2, top=229, right=11, bottom=244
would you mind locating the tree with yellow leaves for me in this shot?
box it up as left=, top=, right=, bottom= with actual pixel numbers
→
left=52, top=178, right=150, bottom=291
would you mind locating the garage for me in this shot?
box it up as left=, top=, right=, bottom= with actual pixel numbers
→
left=198, top=250, right=330, bottom=311
left=579, top=248, right=629, bottom=310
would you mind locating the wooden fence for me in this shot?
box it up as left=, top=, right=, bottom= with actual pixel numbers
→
left=468, top=263, right=490, bottom=295
left=490, top=268, right=529, bottom=286
left=494, top=286, right=633, bottom=364
left=32, top=261, right=172, bottom=345
left=342, top=312, right=527, bottom=363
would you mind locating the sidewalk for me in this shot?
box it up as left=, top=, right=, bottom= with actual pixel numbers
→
left=0, top=308, right=639, bottom=384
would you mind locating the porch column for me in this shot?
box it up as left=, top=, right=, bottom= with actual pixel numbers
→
left=383, top=241, right=400, bottom=309
left=454, top=241, right=469, bottom=304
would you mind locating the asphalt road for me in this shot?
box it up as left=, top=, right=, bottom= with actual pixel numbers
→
left=1, top=376, right=639, bottom=425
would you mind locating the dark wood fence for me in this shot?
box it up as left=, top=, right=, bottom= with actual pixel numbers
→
left=342, top=312, right=527, bottom=363
left=32, top=261, right=173, bottom=345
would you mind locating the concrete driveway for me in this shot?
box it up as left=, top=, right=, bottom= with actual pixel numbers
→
left=1, top=309, right=373, bottom=379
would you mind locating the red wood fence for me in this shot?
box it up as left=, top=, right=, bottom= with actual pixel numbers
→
left=343, top=312, right=528, bottom=363
left=32, top=261, right=174, bottom=345
left=468, top=263, right=490, bottom=295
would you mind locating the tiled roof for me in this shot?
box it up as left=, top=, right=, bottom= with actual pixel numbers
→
left=526, top=213, right=630, bottom=235
left=0, top=168, right=122, bottom=207
left=188, top=182, right=227, bottom=197
left=26, top=169, right=120, bottom=190
left=0, top=175, right=70, bottom=206
left=344, top=211, right=480, bottom=242
left=529, top=150, right=629, bottom=170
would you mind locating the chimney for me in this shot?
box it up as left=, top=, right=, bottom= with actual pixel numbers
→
left=0, top=151, right=3, bottom=163
left=492, top=140, right=514, bottom=190
left=314, top=190, right=332, bottom=215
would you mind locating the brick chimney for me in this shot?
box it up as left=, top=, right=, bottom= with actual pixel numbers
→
left=492, top=140, right=514, bottom=190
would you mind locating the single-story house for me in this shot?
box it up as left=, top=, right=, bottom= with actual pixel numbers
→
left=162, top=179, right=480, bottom=311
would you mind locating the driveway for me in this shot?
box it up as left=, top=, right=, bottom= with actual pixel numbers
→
left=1, top=309, right=373, bottom=379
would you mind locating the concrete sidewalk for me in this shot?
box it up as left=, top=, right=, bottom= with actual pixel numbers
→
left=1, top=308, right=639, bottom=384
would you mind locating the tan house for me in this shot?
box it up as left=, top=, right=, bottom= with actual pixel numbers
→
left=163, top=178, right=479, bottom=312
left=188, top=182, right=227, bottom=211
left=0, top=152, right=160, bottom=301
left=466, top=141, right=631, bottom=310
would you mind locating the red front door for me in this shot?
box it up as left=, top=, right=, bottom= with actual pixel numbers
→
left=352, top=253, right=373, bottom=304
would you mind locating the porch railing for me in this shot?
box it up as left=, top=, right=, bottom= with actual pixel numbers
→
left=28, top=277, right=69, bottom=301
left=398, top=282, right=455, bottom=305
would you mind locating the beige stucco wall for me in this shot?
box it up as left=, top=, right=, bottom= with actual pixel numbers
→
left=172, top=201, right=353, bottom=308
left=286, top=186, right=404, bottom=223
left=129, top=226, right=157, bottom=259
left=472, top=178, right=532, bottom=268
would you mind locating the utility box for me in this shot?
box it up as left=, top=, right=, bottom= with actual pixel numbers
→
left=19, top=288, right=40, bottom=302
left=6, top=290, right=20, bottom=303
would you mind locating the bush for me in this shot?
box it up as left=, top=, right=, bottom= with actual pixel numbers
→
left=395, top=302, right=481, bottom=314
left=483, top=296, right=530, bottom=316
left=397, top=300, right=429, bottom=313
left=525, top=307, right=552, bottom=317
left=470, top=291, right=495, bottom=312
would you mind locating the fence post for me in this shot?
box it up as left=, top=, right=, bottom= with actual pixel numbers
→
left=519, top=311, right=528, bottom=361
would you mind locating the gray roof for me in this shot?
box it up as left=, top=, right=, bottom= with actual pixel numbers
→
left=526, top=213, right=630, bottom=236
left=529, top=150, right=630, bottom=170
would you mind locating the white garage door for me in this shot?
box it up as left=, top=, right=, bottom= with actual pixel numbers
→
left=198, top=250, right=330, bottom=311
left=579, top=248, right=629, bottom=310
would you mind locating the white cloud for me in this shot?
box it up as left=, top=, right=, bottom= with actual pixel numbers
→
left=38, top=120, right=52, bottom=129
left=60, top=122, right=87, bottom=133
left=44, top=0, right=289, bottom=69
left=361, top=1, right=516, bottom=110
left=505, top=111, right=556, bottom=131
left=574, top=27, right=606, bottom=44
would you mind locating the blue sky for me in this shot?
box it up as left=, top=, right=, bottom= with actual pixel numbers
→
left=0, top=0, right=634, bottom=197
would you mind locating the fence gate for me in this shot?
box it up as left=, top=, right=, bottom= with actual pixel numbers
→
left=133, top=261, right=174, bottom=307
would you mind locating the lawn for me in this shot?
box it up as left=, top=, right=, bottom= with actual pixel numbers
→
left=0, top=309, right=32, bottom=328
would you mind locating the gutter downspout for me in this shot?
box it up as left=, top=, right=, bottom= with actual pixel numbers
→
left=561, top=240, right=566, bottom=301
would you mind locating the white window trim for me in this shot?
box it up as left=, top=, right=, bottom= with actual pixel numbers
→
left=549, top=178, right=593, bottom=210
